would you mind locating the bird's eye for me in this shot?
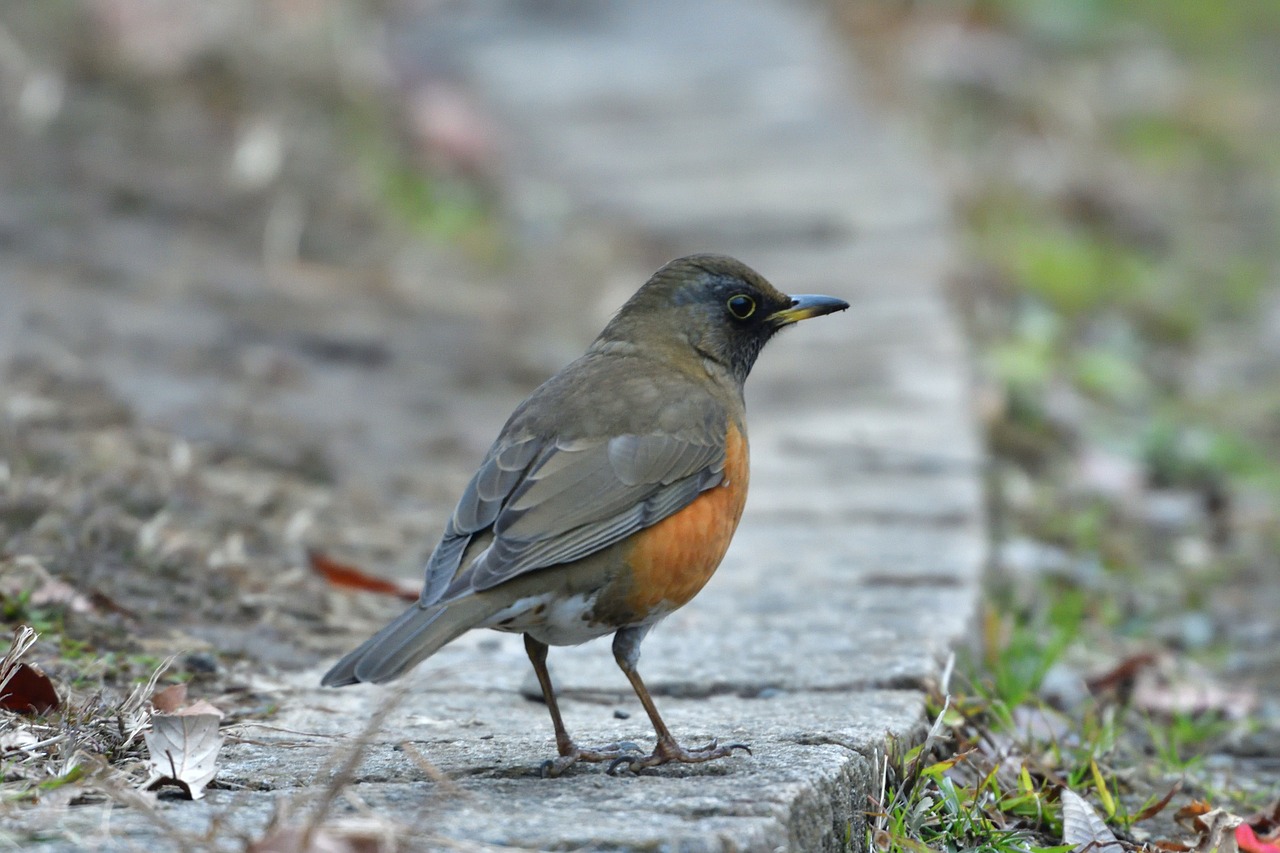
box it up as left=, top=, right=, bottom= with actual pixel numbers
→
left=726, top=294, right=756, bottom=320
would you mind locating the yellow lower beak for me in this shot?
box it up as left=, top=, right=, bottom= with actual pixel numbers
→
left=768, top=294, right=850, bottom=326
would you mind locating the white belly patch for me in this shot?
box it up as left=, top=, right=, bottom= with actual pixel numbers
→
left=480, top=592, right=612, bottom=646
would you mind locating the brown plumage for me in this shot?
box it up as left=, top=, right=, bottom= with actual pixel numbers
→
left=322, top=254, right=847, bottom=775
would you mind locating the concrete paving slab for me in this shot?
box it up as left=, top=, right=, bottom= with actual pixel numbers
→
left=364, top=0, right=983, bottom=848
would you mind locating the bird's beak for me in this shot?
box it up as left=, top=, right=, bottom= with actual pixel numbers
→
left=767, top=294, right=850, bottom=327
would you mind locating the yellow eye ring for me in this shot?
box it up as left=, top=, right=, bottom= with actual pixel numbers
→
left=726, top=294, right=756, bottom=319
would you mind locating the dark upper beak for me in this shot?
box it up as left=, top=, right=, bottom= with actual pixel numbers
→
left=767, top=294, right=850, bottom=326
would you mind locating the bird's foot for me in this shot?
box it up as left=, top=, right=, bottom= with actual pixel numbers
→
left=607, top=737, right=751, bottom=774
left=539, top=741, right=643, bottom=778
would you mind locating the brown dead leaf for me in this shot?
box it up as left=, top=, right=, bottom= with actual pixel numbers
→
left=307, top=551, right=418, bottom=602
left=1133, top=782, right=1184, bottom=823
left=1086, top=652, right=1159, bottom=698
left=178, top=699, right=224, bottom=718
left=0, top=663, right=60, bottom=714
left=150, top=683, right=188, bottom=713
left=1244, top=799, right=1280, bottom=837
left=87, top=589, right=139, bottom=620
left=144, top=710, right=224, bottom=799
left=1177, top=801, right=1214, bottom=833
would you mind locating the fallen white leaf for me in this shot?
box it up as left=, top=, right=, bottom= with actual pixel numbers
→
left=143, top=712, right=223, bottom=799
left=1194, top=808, right=1243, bottom=853
left=1061, top=789, right=1123, bottom=853
left=0, top=728, right=39, bottom=752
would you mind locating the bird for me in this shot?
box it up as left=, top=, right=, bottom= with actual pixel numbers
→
left=322, top=254, right=848, bottom=776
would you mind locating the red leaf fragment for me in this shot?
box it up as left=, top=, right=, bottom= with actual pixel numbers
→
left=1239, top=825, right=1280, bottom=853
left=307, top=551, right=418, bottom=602
left=0, top=663, right=60, bottom=714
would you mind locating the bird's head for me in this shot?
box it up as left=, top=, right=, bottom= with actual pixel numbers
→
left=596, top=254, right=849, bottom=383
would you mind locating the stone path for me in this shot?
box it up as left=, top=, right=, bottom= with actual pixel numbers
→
left=280, top=1, right=980, bottom=848
left=2, top=0, right=981, bottom=849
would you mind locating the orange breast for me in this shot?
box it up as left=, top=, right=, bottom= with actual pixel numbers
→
left=622, top=423, right=749, bottom=614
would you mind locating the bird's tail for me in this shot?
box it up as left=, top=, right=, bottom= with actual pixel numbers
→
left=321, top=595, right=501, bottom=686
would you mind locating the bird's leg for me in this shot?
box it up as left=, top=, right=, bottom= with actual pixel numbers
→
left=607, top=627, right=750, bottom=774
left=523, top=634, right=640, bottom=777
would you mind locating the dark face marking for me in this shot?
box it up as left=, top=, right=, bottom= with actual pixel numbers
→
left=596, top=254, right=807, bottom=385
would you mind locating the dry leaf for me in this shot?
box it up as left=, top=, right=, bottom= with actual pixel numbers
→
left=1193, top=809, right=1244, bottom=853
left=179, top=699, right=224, bottom=718
left=0, top=727, right=39, bottom=752
left=143, top=712, right=224, bottom=799
left=1247, top=800, right=1280, bottom=830
left=0, top=627, right=38, bottom=702
left=28, top=576, right=95, bottom=614
left=1086, top=652, right=1158, bottom=697
left=1132, top=662, right=1257, bottom=721
left=1178, top=800, right=1214, bottom=831
left=150, top=683, right=189, bottom=713
left=247, top=822, right=400, bottom=853
left=307, top=551, right=418, bottom=602
left=87, top=589, right=138, bottom=620
left=2, top=556, right=94, bottom=614
left=1134, top=782, right=1183, bottom=823
left=1061, top=788, right=1124, bottom=853
left=1243, top=801, right=1280, bottom=847
left=0, top=663, right=60, bottom=714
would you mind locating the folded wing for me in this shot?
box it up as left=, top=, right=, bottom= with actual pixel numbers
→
left=420, top=422, right=727, bottom=605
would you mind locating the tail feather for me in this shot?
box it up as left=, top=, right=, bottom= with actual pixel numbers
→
left=321, top=596, right=499, bottom=686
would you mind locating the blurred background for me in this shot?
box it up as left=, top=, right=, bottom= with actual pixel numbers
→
left=1, top=0, right=1279, bottom=846
left=840, top=0, right=1280, bottom=841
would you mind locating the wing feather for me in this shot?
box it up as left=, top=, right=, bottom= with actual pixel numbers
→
left=467, top=462, right=720, bottom=591
left=420, top=422, right=728, bottom=604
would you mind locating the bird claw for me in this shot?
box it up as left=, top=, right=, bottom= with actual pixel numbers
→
left=539, top=757, right=567, bottom=778
left=607, top=754, right=638, bottom=775
left=689, top=739, right=750, bottom=757
left=540, top=741, right=643, bottom=777
left=606, top=737, right=752, bottom=774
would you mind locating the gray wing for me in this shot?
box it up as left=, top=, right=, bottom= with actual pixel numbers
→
left=419, top=427, right=726, bottom=605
